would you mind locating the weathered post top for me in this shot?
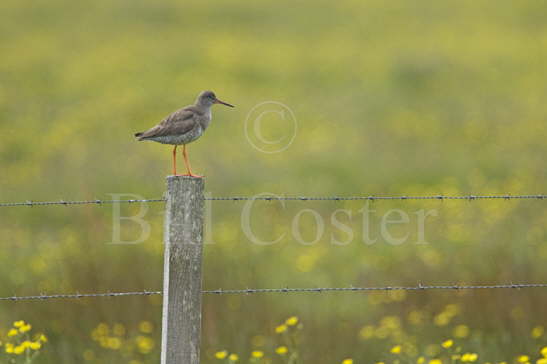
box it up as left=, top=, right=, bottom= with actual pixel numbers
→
left=161, top=176, right=205, bottom=364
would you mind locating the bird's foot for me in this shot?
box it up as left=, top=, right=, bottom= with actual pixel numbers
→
left=181, top=173, right=204, bottom=178
left=172, top=173, right=203, bottom=178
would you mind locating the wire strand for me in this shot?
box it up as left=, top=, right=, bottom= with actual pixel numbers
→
left=0, top=199, right=166, bottom=207
left=0, top=194, right=545, bottom=207
left=203, top=283, right=547, bottom=294
left=0, top=291, right=161, bottom=301
left=206, top=195, right=547, bottom=201
left=2, top=283, right=546, bottom=301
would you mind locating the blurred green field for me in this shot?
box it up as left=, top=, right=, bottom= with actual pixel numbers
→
left=1, top=0, right=547, bottom=363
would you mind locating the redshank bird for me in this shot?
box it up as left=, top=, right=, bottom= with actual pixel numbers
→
left=135, top=90, right=234, bottom=177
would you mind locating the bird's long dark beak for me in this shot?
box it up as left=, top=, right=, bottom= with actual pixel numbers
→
left=214, top=98, right=234, bottom=107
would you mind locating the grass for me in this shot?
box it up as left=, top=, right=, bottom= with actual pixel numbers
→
left=0, top=0, right=546, bottom=362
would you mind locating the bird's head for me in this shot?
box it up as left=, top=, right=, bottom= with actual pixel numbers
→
left=197, top=90, right=234, bottom=108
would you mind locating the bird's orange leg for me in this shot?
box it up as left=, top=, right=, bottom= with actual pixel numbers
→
left=182, top=145, right=203, bottom=178
left=172, top=145, right=178, bottom=175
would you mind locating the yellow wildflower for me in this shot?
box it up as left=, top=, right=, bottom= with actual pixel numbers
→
left=461, top=353, right=478, bottom=362
left=136, top=336, right=154, bottom=354
left=21, top=341, right=31, bottom=349
left=429, top=359, right=442, bottom=364
left=342, top=359, right=353, bottom=364
left=229, top=353, right=239, bottom=361
left=276, top=346, right=288, bottom=355
left=542, top=347, right=547, bottom=357
left=518, top=356, right=530, bottom=364
left=7, top=328, right=18, bottom=337
left=13, top=321, right=25, bottom=328
left=98, top=336, right=109, bottom=348
left=139, top=321, right=153, bottom=334
left=30, top=342, right=41, bottom=350
left=442, top=339, right=454, bottom=349
left=536, top=359, right=547, bottom=364
left=275, top=324, right=287, bottom=334
left=391, top=345, right=402, bottom=354
left=107, top=337, right=121, bottom=350
left=5, top=343, right=14, bottom=354
left=434, top=313, right=450, bottom=326
left=13, top=345, right=25, bottom=355
left=285, top=316, right=299, bottom=326
left=453, top=325, right=470, bottom=339
left=19, top=324, right=32, bottom=333
left=417, top=357, right=425, bottom=364
left=113, top=323, right=125, bottom=336
left=376, top=362, right=385, bottom=364
left=381, top=316, right=401, bottom=330
left=532, top=326, right=544, bottom=339
left=39, top=334, right=48, bottom=343
left=251, top=350, right=264, bottom=358
left=96, top=323, right=109, bottom=335
left=215, top=350, right=228, bottom=359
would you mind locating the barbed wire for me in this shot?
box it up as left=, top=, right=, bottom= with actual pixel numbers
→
left=206, top=194, right=547, bottom=201
left=203, top=283, right=547, bottom=294
left=0, top=194, right=545, bottom=207
left=2, top=283, right=546, bottom=302
left=0, top=291, right=161, bottom=301
left=0, top=199, right=166, bottom=207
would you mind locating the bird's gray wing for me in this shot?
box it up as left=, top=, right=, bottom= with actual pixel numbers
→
left=137, top=107, right=199, bottom=139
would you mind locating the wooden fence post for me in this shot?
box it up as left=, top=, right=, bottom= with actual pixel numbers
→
left=161, top=176, right=205, bottom=364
